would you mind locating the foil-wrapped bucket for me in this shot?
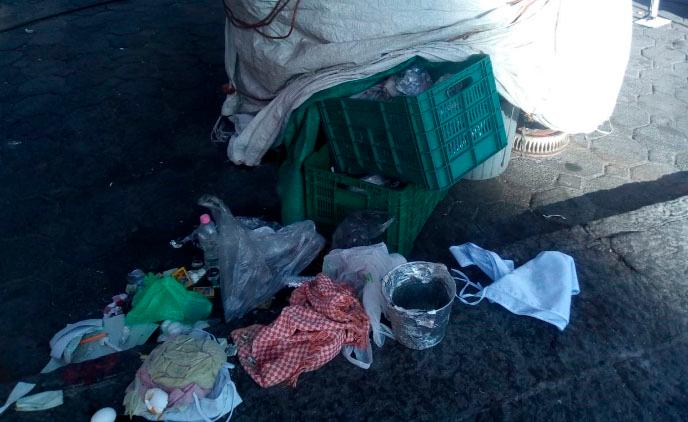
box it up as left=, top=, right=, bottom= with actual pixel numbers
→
left=382, top=261, right=456, bottom=349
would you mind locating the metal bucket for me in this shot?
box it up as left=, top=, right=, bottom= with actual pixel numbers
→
left=382, top=261, right=456, bottom=350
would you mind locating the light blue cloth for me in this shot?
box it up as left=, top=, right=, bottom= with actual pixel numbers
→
left=450, top=243, right=580, bottom=331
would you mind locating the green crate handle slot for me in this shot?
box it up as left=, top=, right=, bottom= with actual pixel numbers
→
left=446, top=76, right=473, bottom=98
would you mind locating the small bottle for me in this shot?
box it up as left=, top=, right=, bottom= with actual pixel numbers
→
left=195, top=214, right=219, bottom=270
left=126, top=269, right=146, bottom=295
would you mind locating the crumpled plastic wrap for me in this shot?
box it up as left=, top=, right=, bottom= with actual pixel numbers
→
left=382, top=262, right=456, bottom=350
left=198, top=195, right=325, bottom=321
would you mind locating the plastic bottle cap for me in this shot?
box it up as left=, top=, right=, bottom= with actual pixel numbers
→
left=199, top=214, right=211, bottom=224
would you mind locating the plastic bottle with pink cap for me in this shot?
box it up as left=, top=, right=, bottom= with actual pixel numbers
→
left=195, top=214, right=219, bottom=272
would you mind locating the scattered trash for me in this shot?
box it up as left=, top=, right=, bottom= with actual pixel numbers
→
left=542, top=214, right=567, bottom=220
left=123, top=335, right=242, bottom=420
left=15, top=390, right=63, bottom=412
left=393, top=65, right=433, bottom=96
left=283, top=274, right=312, bottom=288
left=323, top=242, right=406, bottom=294
left=206, top=267, right=220, bottom=288
left=90, top=407, right=117, bottom=422
left=232, top=274, right=370, bottom=387
left=125, top=274, right=212, bottom=325
left=103, top=293, right=128, bottom=317
left=351, top=65, right=433, bottom=100
left=42, top=314, right=157, bottom=373
left=236, top=216, right=282, bottom=231
left=331, top=211, right=395, bottom=250
left=157, top=320, right=210, bottom=343
left=451, top=243, right=579, bottom=330
left=0, top=382, right=35, bottom=416
left=193, top=286, right=216, bottom=298
left=382, top=262, right=456, bottom=350
left=323, top=244, right=407, bottom=367
left=196, top=214, right=220, bottom=270
left=211, top=115, right=234, bottom=143
left=199, top=195, right=325, bottom=321
left=6, top=140, right=22, bottom=147
left=24, top=28, right=34, bottom=34
left=319, top=242, right=407, bottom=349
left=126, top=269, right=147, bottom=295
left=187, top=267, right=206, bottom=284
left=228, top=114, right=255, bottom=145
left=358, top=174, right=404, bottom=189
left=144, top=388, right=168, bottom=415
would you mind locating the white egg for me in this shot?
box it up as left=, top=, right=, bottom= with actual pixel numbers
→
left=144, top=388, right=169, bottom=415
left=90, top=407, right=116, bottom=422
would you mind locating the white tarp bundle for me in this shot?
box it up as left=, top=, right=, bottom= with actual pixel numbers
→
left=223, top=0, right=632, bottom=165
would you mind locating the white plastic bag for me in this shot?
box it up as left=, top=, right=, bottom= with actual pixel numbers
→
left=323, top=243, right=403, bottom=349
left=323, top=243, right=406, bottom=293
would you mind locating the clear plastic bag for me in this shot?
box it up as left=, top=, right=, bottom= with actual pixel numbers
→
left=394, top=65, right=433, bottom=96
left=198, top=195, right=325, bottom=321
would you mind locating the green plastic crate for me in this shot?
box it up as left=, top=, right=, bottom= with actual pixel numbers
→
left=304, top=146, right=446, bottom=256
left=319, top=55, right=507, bottom=190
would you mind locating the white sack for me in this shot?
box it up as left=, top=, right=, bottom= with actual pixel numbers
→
left=224, top=0, right=632, bottom=165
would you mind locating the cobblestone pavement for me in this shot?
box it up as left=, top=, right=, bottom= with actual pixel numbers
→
left=1, top=1, right=687, bottom=420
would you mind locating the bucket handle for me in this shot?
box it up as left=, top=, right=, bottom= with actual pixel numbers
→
left=452, top=269, right=486, bottom=305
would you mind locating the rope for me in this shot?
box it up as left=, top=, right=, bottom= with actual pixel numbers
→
left=222, top=0, right=302, bottom=40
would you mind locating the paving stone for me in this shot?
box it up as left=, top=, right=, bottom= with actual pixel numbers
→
left=17, top=75, right=66, bottom=96
left=499, top=367, right=649, bottom=421
left=673, top=61, right=688, bottom=74
left=584, top=175, right=629, bottom=192
left=530, top=187, right=579, bottom=208
left=450, top=178, right=505, bottom=205
left=618, top=75, right=653, bottom=99
left=630, top=162, right=679, bottom=181
left=634, top=124, right=688, bottom=152
left=613, top=340, right=688, bottom=421
left=503, top=157, right=559, bottom=191
left=645, top=22, right=688, bottom=43
left=673, top=147, right=688, bottom=169
left=7, top=94, right=65, bottom=121
left=627, top=53, right=654, bottom=73
left=108, top=20, right=144, bottom=35
left=639, top=68, right=687, bottom=94
left=648, top=148, right=677, bottom=165
left=604, top=163, right=630, bottom=178
left=637, top=92, right=688, bottom=120
left=590, top=135, right=648, bottom=166
left=569, top=133, right=590, bottom=149
left=555, top=173, right=582, bottom=189
left=631, top=29, right=656, bottom=51
left=26, top=29, right=66, bottom=46
left=609, top=102, right=651, bottom=130
left=676, top=116, right=688, bottom=134
left=650, top=113, right=678, bottom=127
left=555, top=145, right=606, bottom=179
left=0, top=32, right=29, bottom=51
left=676, top=87, right=688, bottom=104
left=642, top=44, right=687, bottom=67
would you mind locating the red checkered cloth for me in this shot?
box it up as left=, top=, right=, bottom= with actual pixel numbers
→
left=231, top=274, right=370, bottom=387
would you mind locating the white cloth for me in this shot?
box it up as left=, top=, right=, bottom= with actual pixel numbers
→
left=451, top=243, right=580, bottom=331
left=224, top=0, right=632, bottom=165
left=15, top=390, right=63, bottom=412
left=0, top=382, right=35, bottom=415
